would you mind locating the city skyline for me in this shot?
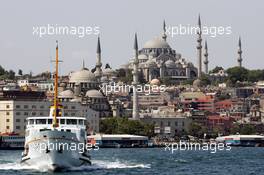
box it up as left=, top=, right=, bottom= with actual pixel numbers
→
left=0, top=0, right=263, bottom=75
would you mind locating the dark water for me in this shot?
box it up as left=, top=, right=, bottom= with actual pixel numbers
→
left=0, top=147, right=264, bottom=175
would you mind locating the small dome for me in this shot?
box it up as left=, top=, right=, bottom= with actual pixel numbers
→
left=143, top=37, right=171, bottom=49
left=94, top=69, right=101, bottom=77
left=146, top=59, right=157, bottom=68
left=69, top=68, right=96, bottom=83
left=103, top=68, right=116, bottom=76
left=193, top=79, right=202, bottom=87
left=120, top=64, right=129, bottom=69
left=58, top=90, right=74, bottom=98
left=85, top=89, right=104, bottom=98
left=150, top=79, right=160, bottom=85
left=138, top=54, right=148, bottom=60
left=165, top=60, right=176, bottom=68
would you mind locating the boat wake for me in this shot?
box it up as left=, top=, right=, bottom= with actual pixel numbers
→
left=0, top=160, right=151, bottom=172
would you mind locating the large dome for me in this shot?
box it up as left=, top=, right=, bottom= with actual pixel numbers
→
left=85, top=89, right=104, bottom=98
left=143, top=37, right=170, bottom=49
left=69, top=68, right=96, bottom=83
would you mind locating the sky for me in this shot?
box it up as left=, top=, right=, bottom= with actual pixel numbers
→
left=0, top=0, right=263, bottom=75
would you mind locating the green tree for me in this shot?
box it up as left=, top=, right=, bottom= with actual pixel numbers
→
left=226, top=66, right=248, bottom=85
left=209, top=66, right=224, bottom=74
left=240, top=124, right=256, bottom=135
left=247, top=69, right=264, bottom=82
left=18, top=69, right=23, bottom=76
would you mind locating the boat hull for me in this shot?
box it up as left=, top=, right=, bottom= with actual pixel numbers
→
left=21, top=130, right=91, bottom=171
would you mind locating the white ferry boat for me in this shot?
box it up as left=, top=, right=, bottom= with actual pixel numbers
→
left=21, top=41, right=91, bottom=171
left=216, top=134, right=264, bottom=147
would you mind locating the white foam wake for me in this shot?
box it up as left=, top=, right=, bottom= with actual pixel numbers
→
left=0, top=160, right=151, bottom=172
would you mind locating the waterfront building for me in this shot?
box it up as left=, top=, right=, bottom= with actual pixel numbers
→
left=140, top=106, right=192, bottom=137
left=0, top=91, right=100, bottom=135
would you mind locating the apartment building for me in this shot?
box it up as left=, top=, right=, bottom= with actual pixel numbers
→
left=0, top=100, right=99, bottom=135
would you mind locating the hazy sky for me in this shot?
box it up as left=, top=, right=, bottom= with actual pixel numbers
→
left=0, top=0, right=263, bottom=75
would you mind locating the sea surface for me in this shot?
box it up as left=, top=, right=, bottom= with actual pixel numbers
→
left=0, top=147, right=264, bottom=175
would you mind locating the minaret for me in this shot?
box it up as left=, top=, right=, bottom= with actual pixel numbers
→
left=132, top=33, right=139, bottom=120
left=197, top=14, right=202, bottom=78
left=204, top=40, right=209, bottom=74
left=95, top=36, right=102, bottom=78
left=237, top=36, right=242, bottom=67
left=162, top=20, right=167, bottom=41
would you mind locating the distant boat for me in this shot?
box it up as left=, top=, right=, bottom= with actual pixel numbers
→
left=20, top=41, right=91, bottom=171
left=0, top=135, right=24, bottom=150
left=216, top=134, right=264, bottom=147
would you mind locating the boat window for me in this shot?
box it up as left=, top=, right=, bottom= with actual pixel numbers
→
left=60, top=119, right=65, bottom=124
left=78, top=119, right=84, bottom=125
left=66, top=119, right=77, bottom=125
left=29, top=119, right=34, bottom=125
left=48, top=119, right=52, bottom=124
left=36, top=119, right=46, bottom=124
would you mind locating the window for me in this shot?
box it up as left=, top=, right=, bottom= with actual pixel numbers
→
left=64, top=106, right=68, bottom=109
left=40, top=112, right=44, bottom=116
left=168, top=121, right=171, bottom=126
left=16, top=112, right=20, bottom=115
left=175, top=121, right=178, bottom=126
left=6, top=126, right=9, bottom=129
left=29, top=119, right=34, bottom=125
left=16, top=105, right=20, bottom=109
left=24, top=105, right=28, bottom=109
left=66, top=119, right=77, bottom=125
left=40, top=105, right=44, bottom=109
left=24, top=112, right=28, bottom=116
left=6, top=105, right=10, bottom=109
left=60, top=119, right=65, bottom=124
left=36, top=119, right=46, bottom=124
left=182, top=122, right=185, bottom=126
left=32, top=105, right=36, bottom=109
left=32, top=112, right=36, bottom=116
left=16, top=126, right=20, bottom=129
left=71, top=113, right=76, bottom=116
left=48, top=119, right=52, bottom=124
left=78, top=119, right=84, bottom=125
left=16, top=119, right=20, bottom=122
left=71, top=106, right=76, bottom=109
left=6, top=112, right=9, bottom=115
left=6, top=119, right=10, bottom=122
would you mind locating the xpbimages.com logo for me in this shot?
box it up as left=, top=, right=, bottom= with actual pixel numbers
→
left=166, top=24, right=232, bottom=38
left=164, top=141, right=231, bottom=154
left=32, top=24, right=100, bottom=38
left=99, top=82, right=167, bottom=96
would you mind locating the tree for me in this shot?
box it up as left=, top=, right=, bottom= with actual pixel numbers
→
left=226, top=66, right=248, bottom=85
left=18, top=69, right=23, bottom=76
left=105, top=63, right=111, bottom=69
left=209, top=66, right=224, bottom=74
left=247, top=69, right=264, bottom=82
left=99, top=117, right=154, bottom=137
left=8, top=70, right=15, bottom=80
left=240, top=124, right=256, bottom=135
left=200, top=74, right=211, bottom=86
left=160, top=77, right=171, bottom=86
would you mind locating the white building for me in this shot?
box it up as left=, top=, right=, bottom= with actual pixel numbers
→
left=0, top=100, right=99, bottom=136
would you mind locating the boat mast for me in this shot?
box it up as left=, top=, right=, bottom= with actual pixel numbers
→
left=53, top=40, right=59, bottom=128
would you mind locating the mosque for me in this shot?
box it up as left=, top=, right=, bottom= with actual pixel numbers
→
left=122, top=21, right=198, bottom=84
left=58, top=37, right=116, bottom=117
